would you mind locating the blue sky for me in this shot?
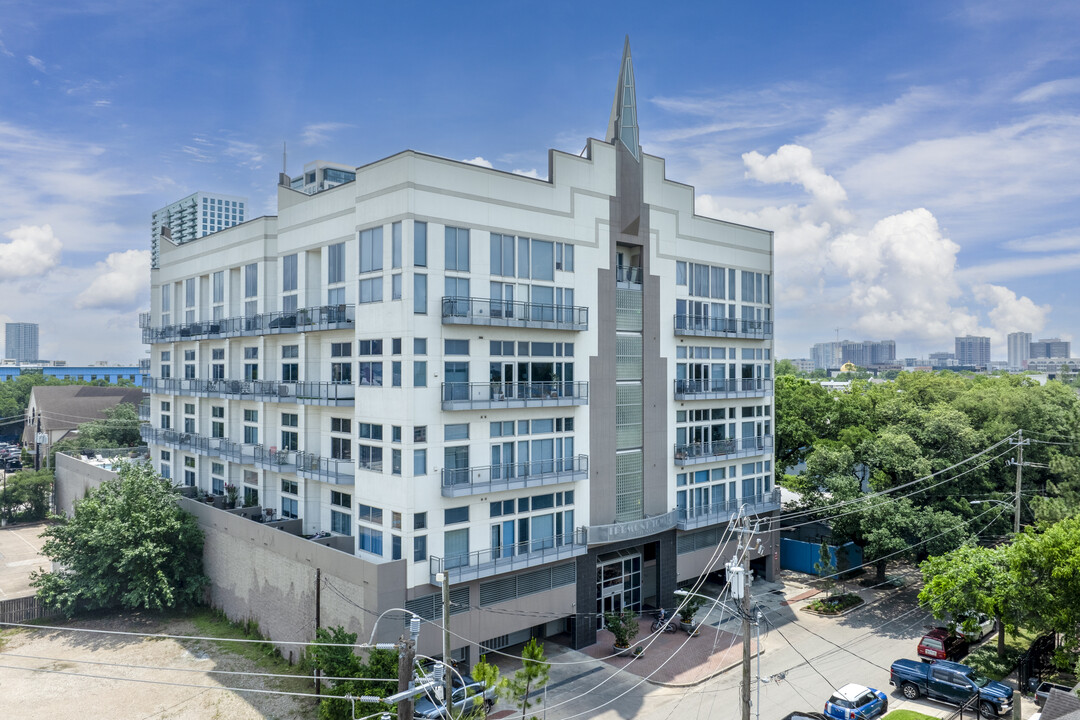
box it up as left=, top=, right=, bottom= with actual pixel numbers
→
left=1, top=1, right=1078, bottom=362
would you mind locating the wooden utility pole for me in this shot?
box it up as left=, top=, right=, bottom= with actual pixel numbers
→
left=439, top=572, right=453, bottom=707
left=1014, top=430, right=1024, bottom=534
left=397, top=617, right=419, bottom=720
left=315, top=567, right=321, bottom=698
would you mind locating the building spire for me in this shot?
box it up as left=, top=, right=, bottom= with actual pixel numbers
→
left=606, top=36, right=640, bottom=161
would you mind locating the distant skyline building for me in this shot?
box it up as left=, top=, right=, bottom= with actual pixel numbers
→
left=4, top=322, right=39, bottom=363
left=810, top=339, right=896, bottom=370
left=955, top=335, right=991, bottom=367
left=928, top=351, right=956, bottom=368
left=790, top=358, right=815, bottom=373
left=151, top=191, right=248, bottom=269
left=1007, top=332, right=1031, bottom=370
left=1030, top=338, right=1071, bottom=360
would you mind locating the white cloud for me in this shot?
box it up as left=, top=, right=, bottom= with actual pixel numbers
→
left=26, top=54, right=45, bottom=72
left=0, top=40, right=12, bottom=58
left=1014, top=77, right=1080, bottom=103
left=75, top=249, right=150, bottom=309
left=222, top=140, right=264, bottom=170
left=972, top=283, right=1050, bottom=335
left=742, top=144, right=851, bottom=223
left=0, top=225, right=62, bottom=278
left=300, top=122, right=352, bottom=146
left=957, top=252, right=1080, bottom=283
left=92, top=99, right=110, bottom=107
left=462, top=156, right=493, bottom=168
left=511, top=168, right=543, bottom=179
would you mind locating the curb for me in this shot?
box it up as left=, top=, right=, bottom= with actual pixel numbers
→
left=801, top=597, right=867, bottom=617
left=646, top=647, right=765, bottom=688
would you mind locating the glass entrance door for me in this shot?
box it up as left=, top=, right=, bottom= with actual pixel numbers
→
left=596, top=552, right=642, bottom=628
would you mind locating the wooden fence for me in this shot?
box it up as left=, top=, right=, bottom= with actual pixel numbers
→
left=0, top=595, right=60, bottom=625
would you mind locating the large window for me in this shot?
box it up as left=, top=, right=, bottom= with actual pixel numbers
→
left=244, top=263, right=258, bottom=298
left=359, top=226, right=383, bottom=273
left=282, top=254, right=298, bottom=292
left=359, top=277, right=383, bottom=304
left=414, top=274, right=427, bottom=314
left=331, top=510, right=351, bottom=536
left=445, top=227, right=470, bottom=272
left=328, top=242, right=345, bottom=284
left=391, top=222, right=402, bottom=269
left=358, top=526, right=383, bottom=555
left=414, top=221, right=427, bottom=267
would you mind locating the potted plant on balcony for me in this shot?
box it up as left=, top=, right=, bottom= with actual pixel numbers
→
left=678, top=594, right=706, bottom=636
left=603, top=608, right=639, bottom=656
left=224, top=483, right=238, bottom=509
left=549, top=374, right=561, bottom=398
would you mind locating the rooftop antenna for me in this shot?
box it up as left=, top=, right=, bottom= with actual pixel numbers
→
left=282, top=142, right=287, bottom=175
left=835, top=327, right=841, bottom=343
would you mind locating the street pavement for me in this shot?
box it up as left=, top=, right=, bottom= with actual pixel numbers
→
left=495, top=567, right=1030, bottom=720
left=0, top=520, right=49, bottom=599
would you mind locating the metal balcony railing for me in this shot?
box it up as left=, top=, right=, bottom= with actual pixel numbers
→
left=430, top=528, right=589, bottom=584
left=441, top=297, right=588, bottom=331
left=253, top=446, right=296, bottom=472
left=616, top=265, right=643, bottom=286
left=138, top=312, right=152, bottom=329
left=441, top=455, right=588, bottom=497
left=677, top=489, right=781, bottom=530
left=296, top=452, right=354, bottom=485
left=673, top=314, right=773, bottom=339
left=146, top=378, right=355, bottom=406
left=673, top=378, right=773, bottom=400
left=441, top=381, right=589, bottom=410
left=141, top=426, right=309, bottom=477
left=142, top=304, right=355, bottom=343
left=673, top=435, right=774, bottom=465
left=138, top=401, right=150, bottom=422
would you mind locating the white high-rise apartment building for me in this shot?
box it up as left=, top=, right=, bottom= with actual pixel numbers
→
left=151, top=191, right=248, bottom=268
left=4, top=322, right=39, bottom=363
left=1007, top=332, right=1031, bottom=370
left=140, top=42, right=777, bottom=656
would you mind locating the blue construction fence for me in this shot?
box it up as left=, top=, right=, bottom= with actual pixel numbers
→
left=780, top=537, right=863, bottom=576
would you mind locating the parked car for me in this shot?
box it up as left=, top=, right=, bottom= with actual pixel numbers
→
left=413, top=677, right=496, bottom=719
left=889, top=658, right=1013, bottom=717
left=954, top=613, right=996, bottom=642
left=823, top=684, right=888, bottom=720
left=1032, top=681, right=1074, bottom=708
left=918, top=627, right=970, bottom=662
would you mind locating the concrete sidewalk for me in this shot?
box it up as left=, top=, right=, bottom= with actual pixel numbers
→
left=0, top=520, right=50, bottom=599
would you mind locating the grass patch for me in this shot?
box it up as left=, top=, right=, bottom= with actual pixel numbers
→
left=807, top=593, right=864, bottom=614
left=964, top=627, right=1040, bottom=681
left=186, top=606, right=312, bottom=679
left=882, top=710, right=939, bottom=720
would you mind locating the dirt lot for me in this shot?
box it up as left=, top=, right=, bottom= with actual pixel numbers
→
left=0, top=611, right=319, bottom=720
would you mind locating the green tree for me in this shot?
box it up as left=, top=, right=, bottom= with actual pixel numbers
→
left=470, top=656, right=506, bottom=720
left=774, top=376, right=836, bottom=469
left=310, top=626, right=397, bottom=720
left=1010, top=517, right=1080, bottom=645
left=30, top=460, right=207, bottom=614
left=919, top=544, right=1021, bottom=657
left=1, top=468, right=53, bottom=520
left=503, top=638, right=550, bottom=720
left=775, top=359, right=799, bottom=377
left=814, top=541, right=837, bottom=597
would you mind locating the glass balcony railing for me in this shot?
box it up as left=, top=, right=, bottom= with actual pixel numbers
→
left=142, top=304, right=354, bottom=343
left=295, top=452, right=354, bottom=485
left=677, top=489, right=781, bottom=531
left=615, top=265, right=643, bottom=286
left=673, top=435, right=774, bottom=465
left=673, top=314, right=773, bottom=339
left=673, top=378, right=773, bottom=399
left=440, top=455, right=588, bottom=497
left=429, top=528, right=589, bottom=584
left=441, top=297, right=588, bottom=331
left=441, top=381, right=588, bottom=410
left=146, top=378, right=355, bottom=406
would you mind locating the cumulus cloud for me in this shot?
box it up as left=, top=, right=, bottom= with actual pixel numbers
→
left=75, top=249, right=150, bottom=309
left=0, top=224, right=62, bottom=278
left=301, top=122, right=353, bottom=146
left=743, top=144, right=852, bottom=223
left=972, top=283, right=1050, bottom=335
left=512, top=168, right=543, bottom=179
left=462, top=156, right=493, bottom=168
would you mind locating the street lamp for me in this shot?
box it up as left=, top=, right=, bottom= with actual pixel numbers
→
left=970, top=499, right=1017, bottom=535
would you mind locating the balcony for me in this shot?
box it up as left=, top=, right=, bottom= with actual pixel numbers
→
left=674, top=378, right=773, bottom=400
left=673, top=435, right=774, bottom=465
left=441, top=455, right=589, bottom=497
left=616, top=265, right=643, bottom=288
left=296, top=452, right=354, bottom=485
left=429, top=528, right=589, bottom=584
left=677, top=489, right=781, bottom=531
left=441, top=381, right=589, bottom=411
left=138, top=312, right=152, bottom=329
left=147, top=378, right=355, bottom=406
left=441, top=297, right=588, bottom=331
left=138, top=400, right=150, bottom=422
left=142, top=304, right=355, bottom=343
left=674, top=314, right=773, bottom=340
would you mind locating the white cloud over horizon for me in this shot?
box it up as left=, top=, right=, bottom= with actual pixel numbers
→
left=0, top=224, right=62, bottom=278
left=75, top=249, right=150, bottom=309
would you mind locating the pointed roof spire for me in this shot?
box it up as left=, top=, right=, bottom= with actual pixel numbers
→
left=606, top=36, right=640, bottom=161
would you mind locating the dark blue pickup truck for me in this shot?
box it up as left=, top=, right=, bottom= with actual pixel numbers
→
left=889, top=659, right=1013, bottom=717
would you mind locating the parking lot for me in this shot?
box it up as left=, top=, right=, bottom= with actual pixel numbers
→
left=0, top=520, right=50, bottom=599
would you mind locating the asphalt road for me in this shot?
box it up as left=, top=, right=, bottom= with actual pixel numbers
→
left=528, top=577, right=1020, bottom=720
